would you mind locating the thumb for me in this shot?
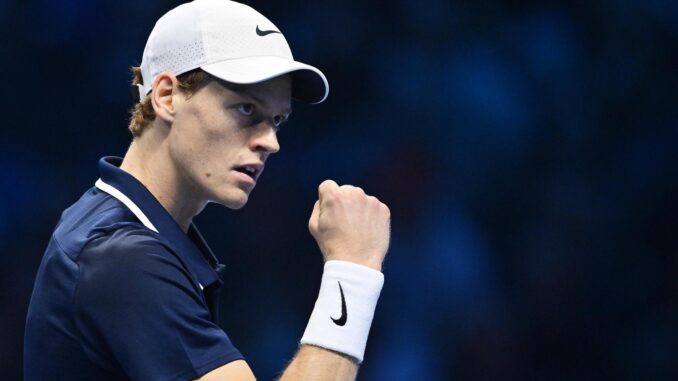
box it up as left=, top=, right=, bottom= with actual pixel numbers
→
left=308, top=200, right=320, bottom=237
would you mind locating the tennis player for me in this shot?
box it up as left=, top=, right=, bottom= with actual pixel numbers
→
left=24, top=0, right=390, bottom=380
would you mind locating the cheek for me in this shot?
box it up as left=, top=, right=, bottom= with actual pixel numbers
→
left=169, top=103, right=247, bottom=184
left=166, top=119, right=213, bottom=180
left=199, top=126, right=242, bottom=168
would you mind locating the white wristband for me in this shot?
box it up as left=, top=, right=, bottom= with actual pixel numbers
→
left=300, top=260, right=384, bottom=363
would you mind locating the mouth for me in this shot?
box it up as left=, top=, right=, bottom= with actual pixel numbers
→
left=233, top=163, right=263, bottom=182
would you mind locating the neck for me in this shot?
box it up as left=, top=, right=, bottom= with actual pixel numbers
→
left=120, top=127, right=206, bottom=233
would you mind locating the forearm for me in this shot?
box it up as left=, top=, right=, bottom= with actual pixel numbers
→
left=278, top=344, right=358, bottom=381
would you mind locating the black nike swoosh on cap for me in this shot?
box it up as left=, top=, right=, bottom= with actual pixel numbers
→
left=256, top=25, right=281, bottom=36
left=331, top=281, right=347, bottom=326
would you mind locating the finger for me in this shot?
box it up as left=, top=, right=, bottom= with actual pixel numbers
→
left=380, top=202, right=391, bottom=217
left=318, top=179, right=339, bottom=203
left=340, top=185, right=364, bottom=196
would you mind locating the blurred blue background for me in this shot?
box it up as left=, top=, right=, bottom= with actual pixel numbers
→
left=2, top=0, right=677, bottom=380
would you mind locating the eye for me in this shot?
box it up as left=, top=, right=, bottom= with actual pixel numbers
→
left=273, top=114, right=289, bottom=128
left=237, top=103, right=255, bottom=116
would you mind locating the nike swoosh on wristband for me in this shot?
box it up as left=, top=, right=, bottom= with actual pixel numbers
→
left=256, top=25, right=281, bottom=36
left=331, top=281, right=347, bottom=326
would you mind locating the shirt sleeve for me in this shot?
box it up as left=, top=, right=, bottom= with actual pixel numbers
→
left=73, top=227, right=243, bottom=381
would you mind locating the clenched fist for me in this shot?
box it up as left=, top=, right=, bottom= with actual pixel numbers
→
left=308, top=180, right=391, bottom=271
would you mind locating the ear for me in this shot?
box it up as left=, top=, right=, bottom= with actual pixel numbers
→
left=150, top=71, right=179, bottom=124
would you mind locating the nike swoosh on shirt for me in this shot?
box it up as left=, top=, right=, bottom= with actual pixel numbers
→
left=331, top=281, right=347, bottom=326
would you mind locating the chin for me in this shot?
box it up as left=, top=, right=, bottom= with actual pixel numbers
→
left=228, top=200, right=247, bottom=210
left=214, top=190, right=250, bottom=210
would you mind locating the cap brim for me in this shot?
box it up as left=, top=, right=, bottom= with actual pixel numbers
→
left=201, top=56, right=329, bottom=104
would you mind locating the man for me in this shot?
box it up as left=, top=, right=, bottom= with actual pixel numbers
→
left=24, top=1, right=390, bottom=380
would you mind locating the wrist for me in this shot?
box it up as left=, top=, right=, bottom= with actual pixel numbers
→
left=323, top=253, right=384, bottom=272
left=300, top=260, right=384, bottom=363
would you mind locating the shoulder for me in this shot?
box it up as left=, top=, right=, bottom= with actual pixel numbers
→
left=55, top=187, right=159, bottom=258
left=83, top=223, right=171, bottom=258
left=77, top=224, right=190, bottom=288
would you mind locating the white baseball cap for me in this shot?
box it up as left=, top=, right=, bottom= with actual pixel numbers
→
left=138, top=0, right=329, bottom=104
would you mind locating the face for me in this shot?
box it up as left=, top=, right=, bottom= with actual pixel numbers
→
left=167, top=75, right=292, bottom=209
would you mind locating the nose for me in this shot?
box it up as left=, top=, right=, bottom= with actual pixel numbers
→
left=251, top=122, right=280, bottom=154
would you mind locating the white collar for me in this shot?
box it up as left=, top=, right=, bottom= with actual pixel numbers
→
left=95, top=178, right=159, bottom=233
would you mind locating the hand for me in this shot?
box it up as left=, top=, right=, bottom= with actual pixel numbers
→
left=308, top=180, right=391, bottom=271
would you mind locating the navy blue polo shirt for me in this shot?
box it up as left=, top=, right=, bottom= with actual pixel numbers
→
left=25, top=157, right=244, bottom=381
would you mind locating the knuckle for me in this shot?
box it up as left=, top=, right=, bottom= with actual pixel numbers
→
left=319, top=179, right=337, bottom=192
left=320, top=186, right=336, bottom=197
left=341, top=185, right=365, bottom=199
left=323, top=192, right=336, bottom=203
